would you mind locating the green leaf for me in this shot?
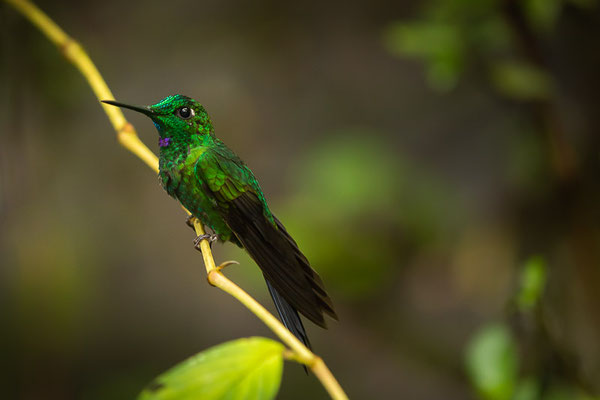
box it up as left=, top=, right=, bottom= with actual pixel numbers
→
left=139, top=337, right=284, bottom=400
left=516, top=256, right=547, bottom=311
left=465, top=324, right=518, bottom=400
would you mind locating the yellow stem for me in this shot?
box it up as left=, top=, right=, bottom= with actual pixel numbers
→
left=6, top=1, right=348, bottom=399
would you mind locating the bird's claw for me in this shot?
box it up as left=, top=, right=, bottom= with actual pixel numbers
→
left=216, top=260, right=240, bottom=272
left=186, top=215, right=198, bottom=231
left=193, top=233, right=218, bottom=251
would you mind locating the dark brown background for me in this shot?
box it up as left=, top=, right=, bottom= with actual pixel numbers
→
left=1, top=1, right=599, bottom=399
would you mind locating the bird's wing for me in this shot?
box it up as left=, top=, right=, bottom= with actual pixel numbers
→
left=195, top=145, right=264, bottom=210
left=195, top=146, right=337, bottom=327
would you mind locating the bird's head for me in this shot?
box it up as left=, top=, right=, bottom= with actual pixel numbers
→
left=102, top=95, right=214, bottom=147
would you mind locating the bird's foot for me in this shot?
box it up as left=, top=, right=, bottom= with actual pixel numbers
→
left=186, top=215, right=198, bottom=231
left=215, top=260, right=240, bottom=272
left=193, top=233, right=219, bottom=251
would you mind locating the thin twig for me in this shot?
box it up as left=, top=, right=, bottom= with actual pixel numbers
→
left=5, top=0, right=348, bottom=398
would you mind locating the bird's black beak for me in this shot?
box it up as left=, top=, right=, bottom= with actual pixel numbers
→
left=101, top=100, right=154, bottom=117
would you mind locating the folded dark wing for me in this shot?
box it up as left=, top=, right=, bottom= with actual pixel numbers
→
left=195, top=148, right=337, bottom=327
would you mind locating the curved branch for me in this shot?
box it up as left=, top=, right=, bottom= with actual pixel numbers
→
left=5, top=0, right=348, bottom=399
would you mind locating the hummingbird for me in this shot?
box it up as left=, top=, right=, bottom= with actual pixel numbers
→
left=102, top=95, right=337, bottom=350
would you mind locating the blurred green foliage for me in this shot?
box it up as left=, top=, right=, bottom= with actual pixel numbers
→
left=522, top=0, right=563, bottom=31
left=490, top=61, right=552, bottom=100
left=515, top=256, right=546, bottom=312
left=383, top=0, right=594, bottom=96
left=464, top=257, right=600, bottom=400
left=384, top=0, right=511, bottom=91
left=466, top=323, right=518, bottom=400
left=139, top=337, right=283, bottom=400
left=384, top=21, right=466, bottom=90
left=522, top=0, right=598, bottom=31
left=277, top=133, right=462, bottom=299
left=465, top=256, right=547, bottom=400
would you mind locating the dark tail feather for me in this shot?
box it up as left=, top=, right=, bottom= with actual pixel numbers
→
left=225, top=193, right=337, bottom=327
left=265, top=278, right=311, bottom=349
left=265, top=278, right=310, bottom=374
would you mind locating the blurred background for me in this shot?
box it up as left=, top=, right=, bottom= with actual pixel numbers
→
left=1, top=0, right=600, bottom=399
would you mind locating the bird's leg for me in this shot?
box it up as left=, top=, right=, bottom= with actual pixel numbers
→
left=193, top=234, right=238, bottom=271
left=193, top=232, right=218, bottom=251
left=190, top=227, right=238, bottom=271
left=186, top=215, right=198, bottom=231
left=187, top=216, right=218, bottom=249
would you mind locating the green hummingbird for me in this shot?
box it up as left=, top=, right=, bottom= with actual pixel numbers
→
left=102, top=95, right=337, bottom=349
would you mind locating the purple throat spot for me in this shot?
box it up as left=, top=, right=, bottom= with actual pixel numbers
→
left=159, top=137, right=171, bottom=147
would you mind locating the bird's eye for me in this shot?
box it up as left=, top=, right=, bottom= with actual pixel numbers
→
left=177, top=107, right=194, bottom=119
